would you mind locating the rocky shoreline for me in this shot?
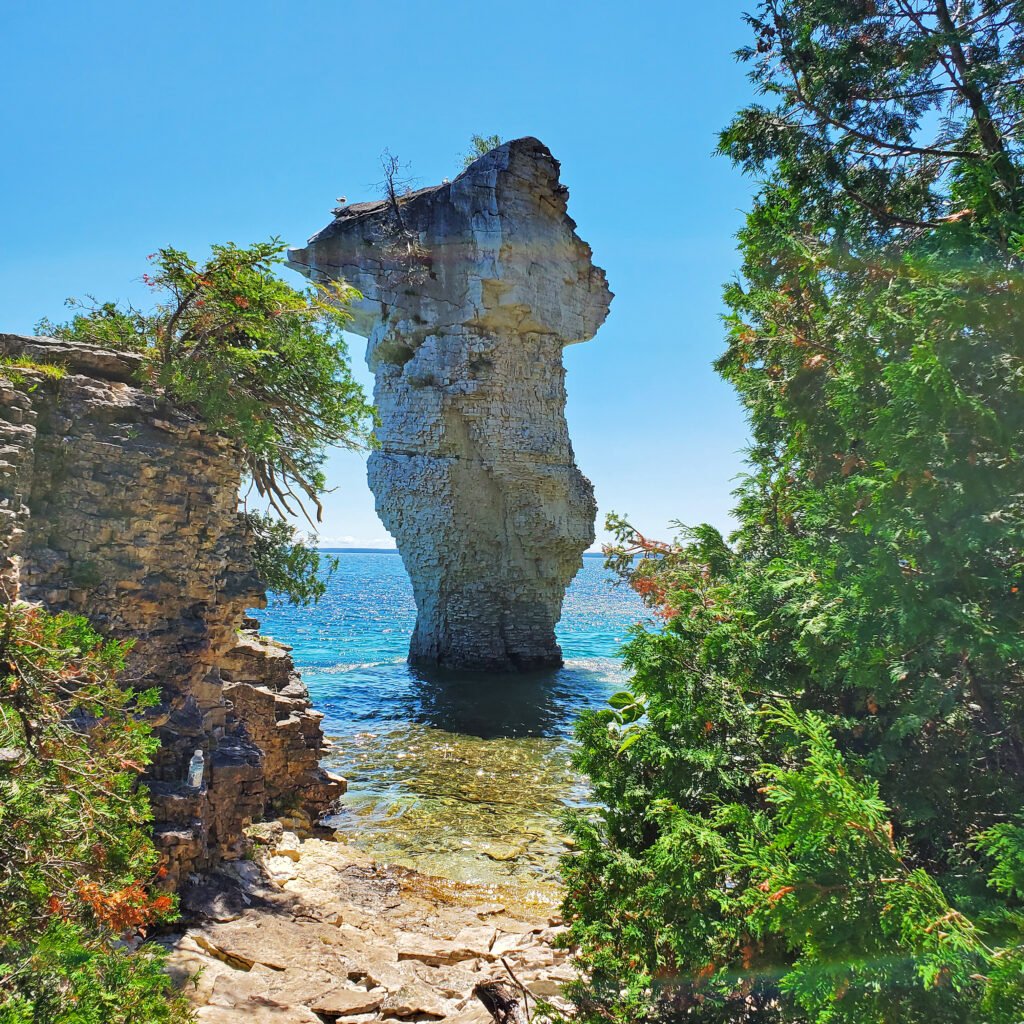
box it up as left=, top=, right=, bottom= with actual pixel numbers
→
left=165, top=821, right=574, bottom=1023
left=0, top=334, right=343, bottom=884
left=0, top=332, right=581, bottom=1022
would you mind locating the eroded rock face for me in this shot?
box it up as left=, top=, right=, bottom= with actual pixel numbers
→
left=288, top=137, right=612, bottom=670
left=0, top=334, right=343, bottom=885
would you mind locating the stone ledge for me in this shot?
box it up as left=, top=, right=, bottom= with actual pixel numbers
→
left=167, top=835, right=574, bottom=1022
left=0, top=332, right=144, bottom=384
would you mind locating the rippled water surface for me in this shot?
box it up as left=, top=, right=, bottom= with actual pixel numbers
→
left=257, top=551, right=646, bottom=903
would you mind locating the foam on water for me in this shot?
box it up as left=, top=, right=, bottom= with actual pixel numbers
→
left=257, top=551, right=646, bottom=900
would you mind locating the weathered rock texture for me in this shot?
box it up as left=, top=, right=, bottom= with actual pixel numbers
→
left=167, top=830, right=574, bottom=1023
left=0, top=334, right=343, bottom=886
left=288, top=137, right=611, bottom=670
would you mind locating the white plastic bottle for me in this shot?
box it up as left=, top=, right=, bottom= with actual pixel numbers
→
left=186, top=748, right=205, bottom=790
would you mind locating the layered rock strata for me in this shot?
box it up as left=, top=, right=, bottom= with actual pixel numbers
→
left=288, top=137, right=612, bottom=670
left=0, top=333, right=342, bottom=885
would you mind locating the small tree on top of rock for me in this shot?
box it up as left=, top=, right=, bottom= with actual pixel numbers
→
left=374, top=150, right=429, bottom=283
left=462, top=134, right=503, bottom=168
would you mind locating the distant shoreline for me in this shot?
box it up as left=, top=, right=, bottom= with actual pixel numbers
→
left=318, top=547, right=607, bottom=557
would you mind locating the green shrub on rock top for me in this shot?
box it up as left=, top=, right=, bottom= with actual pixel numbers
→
left=37, top=238, right=375, bottom=603
left=462, top=133, right=504, bottom=168
left=559, top=2, right=1024, bottom=1022
left=0, top=357, right=66, bottom=390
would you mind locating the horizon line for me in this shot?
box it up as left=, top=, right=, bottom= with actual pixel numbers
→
left=317, top=547, right=607, bottom=556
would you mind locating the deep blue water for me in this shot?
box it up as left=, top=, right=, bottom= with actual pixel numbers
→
left=258, top=551, right=646, bottom=739
left=255, top=551, right=647, bottom=896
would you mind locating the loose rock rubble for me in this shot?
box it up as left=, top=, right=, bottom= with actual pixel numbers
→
left=166, top=828, right=575, bottom=1023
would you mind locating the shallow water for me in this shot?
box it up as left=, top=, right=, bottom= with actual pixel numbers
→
left=256, top=551, right=646, bottom=903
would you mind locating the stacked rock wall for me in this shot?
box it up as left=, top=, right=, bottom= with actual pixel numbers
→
left=287, top=137, right=612, bottom=671
left=0, top=333, right=342, bottom=886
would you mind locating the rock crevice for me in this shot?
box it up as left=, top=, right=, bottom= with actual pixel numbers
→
left=288, top=137, right=612, bottom=671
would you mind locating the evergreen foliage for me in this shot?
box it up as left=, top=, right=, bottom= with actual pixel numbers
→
left=242, top=511, right=339, bottom=606
left=37, top=239, right=375, bottom=603
left=560, top=3, right=1024, bottom=1021
left=462, top=134, right=504, bottom=168
left=0, top=603, right=191, bottom=1023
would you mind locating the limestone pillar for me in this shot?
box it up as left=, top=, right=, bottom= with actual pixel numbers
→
left=288, top=138, right=612, bottom=670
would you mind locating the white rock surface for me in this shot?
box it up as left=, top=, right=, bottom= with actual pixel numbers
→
left=166, top=833, right=576, bottom=1022
left=288, top=138, right=612, bottom=670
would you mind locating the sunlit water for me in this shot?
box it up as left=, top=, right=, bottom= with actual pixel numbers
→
left=256, top=551, right=646, bottom=904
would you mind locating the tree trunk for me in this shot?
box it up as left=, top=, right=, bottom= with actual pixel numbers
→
left=473, top=979, right=529, bottom=1024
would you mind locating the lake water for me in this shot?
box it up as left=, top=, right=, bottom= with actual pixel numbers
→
left=256, top=550, right=646, bottom=905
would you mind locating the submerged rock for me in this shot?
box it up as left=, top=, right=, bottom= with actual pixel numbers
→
left=288, top=138, right=612, bottom=670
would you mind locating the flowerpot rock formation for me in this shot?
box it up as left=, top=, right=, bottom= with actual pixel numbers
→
left=287, top=137, right=612, bottom=671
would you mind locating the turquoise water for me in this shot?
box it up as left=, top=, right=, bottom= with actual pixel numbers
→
left=256, top=551, right=646, bottom=900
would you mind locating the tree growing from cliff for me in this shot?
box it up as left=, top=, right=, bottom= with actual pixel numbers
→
left=559, top=2, right=1024, bottom=1022
left=0, top=602, right=190, bottom=1023
left=38, top=239, right=376, bottom=603
left=374, top=149, right=430, bottom=283
left=462, top=133, right=503, bottom=168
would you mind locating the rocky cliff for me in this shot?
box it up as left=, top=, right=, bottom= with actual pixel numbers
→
left=0, top=333, right=342, bottom=886
left=287, top=137, right=612, bottom=671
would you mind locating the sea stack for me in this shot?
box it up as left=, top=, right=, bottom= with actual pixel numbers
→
left=287, top=138, right=612, bottom=670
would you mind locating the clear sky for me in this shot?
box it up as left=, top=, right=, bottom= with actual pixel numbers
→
left=1, top=1, right=758, bottom=549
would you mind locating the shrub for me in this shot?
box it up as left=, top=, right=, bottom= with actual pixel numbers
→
left=0, top=357, right=67, bottom=389
left=37, top=238, right=376, bottom=603
left=0, top=602, right=191, bottom=1022
left=462, top=133, right=503, bottom=168
left=242, top=511, right=339, bottom=607
left=560, top=2, right=1024, bottom=1021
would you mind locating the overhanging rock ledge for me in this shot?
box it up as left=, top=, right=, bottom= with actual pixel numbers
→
left=288, top=137, right=613, bottom=671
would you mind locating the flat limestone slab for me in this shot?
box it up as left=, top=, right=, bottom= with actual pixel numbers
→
left=166, top=833, right=573, bottom=1022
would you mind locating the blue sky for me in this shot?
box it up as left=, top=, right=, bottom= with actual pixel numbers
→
left=1, top=1, right=758, bottom=549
